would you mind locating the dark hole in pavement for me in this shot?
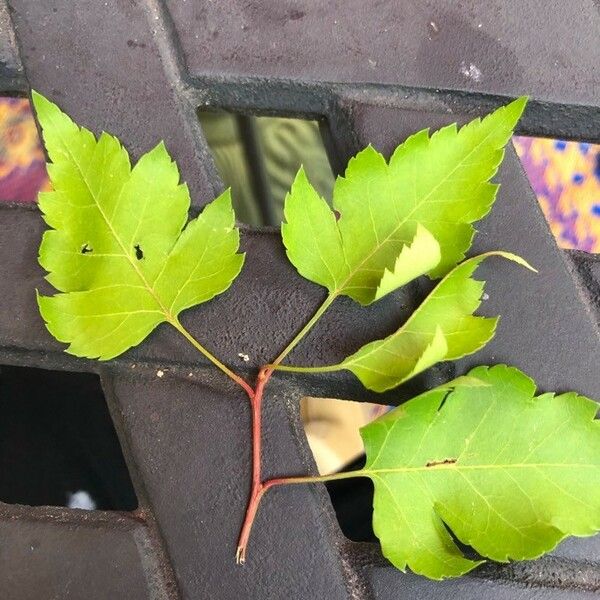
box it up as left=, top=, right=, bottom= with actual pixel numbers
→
left=325, top=454, right=376, bottom=543
left=0, top=364, right=138, bottom=511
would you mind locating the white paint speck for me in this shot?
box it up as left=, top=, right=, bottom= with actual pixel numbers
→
left=156, top=369, right=164, bottom=378
left=482, top=293, right=490, bottom=301
left=238, top=353, right=250, bottom=362
left=429, top=21, right=439, bottom=33
left=460, top=61, right=482, bottom=82
left=67, top=490, right=96, bottom=511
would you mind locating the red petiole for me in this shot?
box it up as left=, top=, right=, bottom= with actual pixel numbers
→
left=234, top=364, right=361, bottom=564
left=179, top=296, right=339, bottom=563
left=235, top=365, right=272, bottom=565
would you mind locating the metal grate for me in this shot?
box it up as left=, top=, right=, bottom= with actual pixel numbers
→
left=0, top=1, right=599, bottom=598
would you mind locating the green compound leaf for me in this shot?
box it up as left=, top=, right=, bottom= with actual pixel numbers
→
left=34, top=91, right=244, bottom=360
left=282, top=97, right=527, bottom=305
left=360, top=365, right=600, bottom=580
left=340, top=251, right=535, bottom=392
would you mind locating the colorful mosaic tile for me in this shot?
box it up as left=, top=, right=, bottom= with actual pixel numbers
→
left=513, top=136, right=600, bottom=252
left=0, top=98, right=49, bottom=203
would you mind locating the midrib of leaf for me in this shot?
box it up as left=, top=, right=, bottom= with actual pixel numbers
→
left=48, top=308, right=163, bottom=319
left=55, top=124, right=175, bottom=322
left=332, top=125, right=499, bottom=298
left=360, top=463, right=598, bottom=476
left=309, top=197, right=346, bottom=290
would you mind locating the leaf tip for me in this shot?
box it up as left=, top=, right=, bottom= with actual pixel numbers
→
left=30, top=90, right=58, bottom=121
left=30, top=90, right=47, bottom=119
left=497, top=251, right=538, bottom=273
left=502, top=95, right=528, bottom=127
left=35, top=288, right=48, bottom=315
left=473, top=251, right=537, bottom=274
left=512, top=95, right=529, bottom=111
left=31, top=88, right=42, bottom=105
left=292, top=164, right=309, bottom=187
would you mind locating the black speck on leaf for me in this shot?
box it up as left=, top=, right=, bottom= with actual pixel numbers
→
left=425, top=458, right=457, bottom=468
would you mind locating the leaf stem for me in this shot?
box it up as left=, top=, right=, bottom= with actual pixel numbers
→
left=263, top=470, right=367, bottom=487
left=170, top=318, right=254, bottom=397
left=236, top=467, right=366, bottom=563
left=236, top=366, right=271, bottom=564
left=269, top=293, right=337, bottom=370
left=237, top=294, right=340, bottom=563
left=266, top=363, right=339, bottom=374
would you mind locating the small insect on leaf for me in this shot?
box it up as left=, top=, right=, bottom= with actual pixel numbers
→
left=360, top=365, right=600, bottom=579
left=33, top=91, right=245, bottom=360
left=282, top=97, right=527, bottom=305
